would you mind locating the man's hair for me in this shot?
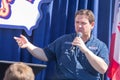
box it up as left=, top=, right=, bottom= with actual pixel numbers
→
left=4, top=62, right=35, bottom=80
left=75, top=9, right=95, bottom=23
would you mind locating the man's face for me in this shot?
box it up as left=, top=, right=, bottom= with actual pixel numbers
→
left=75, top=15, right=94, bottom=36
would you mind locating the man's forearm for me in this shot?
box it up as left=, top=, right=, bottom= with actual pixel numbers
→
left=26, top=42, right=48, bottom=61
left=84, top=49, right=108, bottom=74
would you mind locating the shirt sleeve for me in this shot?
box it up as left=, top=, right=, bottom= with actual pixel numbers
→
left=98, top=42, right=109, bottom=65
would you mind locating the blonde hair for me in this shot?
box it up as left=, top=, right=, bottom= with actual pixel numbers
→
left=4, top=62, right=35, bottom=80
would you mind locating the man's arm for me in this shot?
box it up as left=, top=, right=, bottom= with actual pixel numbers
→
left=83, top=48, right=108, bottom=74
left=14, top=34, right=48, bottom=61
left=72, top=37, right=108, bottom=74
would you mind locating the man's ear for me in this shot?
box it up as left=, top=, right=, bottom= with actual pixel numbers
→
left=91, top=22, right=95, bottom=29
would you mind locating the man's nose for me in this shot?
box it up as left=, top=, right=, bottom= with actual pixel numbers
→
left=79, top=25, right=82, bottom=28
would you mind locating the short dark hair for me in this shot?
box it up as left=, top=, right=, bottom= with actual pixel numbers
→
left=75, top=9, right=95, bottom=23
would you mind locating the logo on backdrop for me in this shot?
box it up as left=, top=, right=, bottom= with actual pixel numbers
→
left=0, top=0, right=51, bottom=36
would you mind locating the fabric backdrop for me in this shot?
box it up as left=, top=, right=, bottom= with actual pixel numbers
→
left=0, top=0, right=115, bottom=80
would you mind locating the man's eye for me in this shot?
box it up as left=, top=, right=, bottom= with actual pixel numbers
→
left=81, top=22, right=86, bottom=25
left=76, top=21, right=79, bottom=23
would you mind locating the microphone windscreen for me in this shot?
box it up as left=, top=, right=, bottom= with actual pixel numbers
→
left=77, top=32, right=82, bottom=38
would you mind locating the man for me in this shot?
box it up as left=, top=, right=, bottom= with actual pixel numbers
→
left=14, top=9, right=109, bottom=80
left=3, top=62, right=34, bottom=80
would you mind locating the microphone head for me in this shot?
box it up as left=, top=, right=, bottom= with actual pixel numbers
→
left=77, top=32, right=82, bottom=38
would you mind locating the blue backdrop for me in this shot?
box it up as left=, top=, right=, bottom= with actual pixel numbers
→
left=0, top=0, right=115, bottom=80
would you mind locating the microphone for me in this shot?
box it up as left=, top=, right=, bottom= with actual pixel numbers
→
left=70, top=32, right=82, bottom=53
left=76, top=32, right=82, bottom=38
